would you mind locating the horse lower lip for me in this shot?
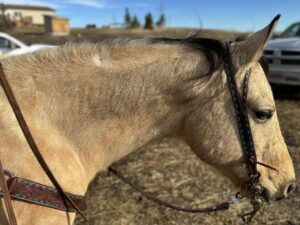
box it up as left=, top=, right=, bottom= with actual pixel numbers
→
left=262, top=189, right=270, bottom=202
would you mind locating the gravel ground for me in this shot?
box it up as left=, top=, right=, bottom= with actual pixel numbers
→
left=74, top=89, right=300, bottom=225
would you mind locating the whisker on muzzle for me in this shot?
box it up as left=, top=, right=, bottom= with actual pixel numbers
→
left=253, top=160, right=279, bottom=173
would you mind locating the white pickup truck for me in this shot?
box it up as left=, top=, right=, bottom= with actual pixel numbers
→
left=264, top=22, right=300, bottom=86
left=0, top=32, right=53, bottom=57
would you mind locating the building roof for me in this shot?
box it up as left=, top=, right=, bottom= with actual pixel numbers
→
left=1, top=4, right=55, bottom=12
left=44, top=15, right=69, bottom=20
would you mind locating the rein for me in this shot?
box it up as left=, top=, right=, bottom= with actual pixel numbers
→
left=108, top=167, right=239, bottom=213
left=0, top=42, right=266, bottom=224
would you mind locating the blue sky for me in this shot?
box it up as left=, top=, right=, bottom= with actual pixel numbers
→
left=3, top=0, right=300, bottom=31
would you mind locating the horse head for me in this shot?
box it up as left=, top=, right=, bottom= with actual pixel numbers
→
left=184, top=16, right=296, bottom=201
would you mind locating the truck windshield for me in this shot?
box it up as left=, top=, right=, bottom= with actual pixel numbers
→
left=281, top=23, right=300, bottom=38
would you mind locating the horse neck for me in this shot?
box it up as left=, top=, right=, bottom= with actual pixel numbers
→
left=2, top=43, right=213, bottom=182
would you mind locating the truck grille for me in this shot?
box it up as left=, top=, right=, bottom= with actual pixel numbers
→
left=264, top=50, right=274, bottom=55
left=281, top=59, right=300, bottom=65
left=281, top=51, right=300, bottom=56
left=264, top=50, right=300, bottom=66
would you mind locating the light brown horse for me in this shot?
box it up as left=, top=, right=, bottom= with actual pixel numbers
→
left=0, top=17, right=295, bottom=225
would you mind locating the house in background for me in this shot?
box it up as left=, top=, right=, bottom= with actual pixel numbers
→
left=0, top=4, right=55, bottom=26
left=44, top=15, right=70, bottom=36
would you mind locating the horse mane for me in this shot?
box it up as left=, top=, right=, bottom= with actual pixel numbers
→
left=92, top=36, right=227, bottom=75
left=152, top=35, right=269, bottom=76
left=3, top=34, right=268, bottom=78
left=2, top=36, right=226, bottom=77
left=148, top=37, right=226, bottom=75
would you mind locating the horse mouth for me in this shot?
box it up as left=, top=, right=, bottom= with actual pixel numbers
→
left=262, top=188, right=271, bottom=203
left=260, top=187, right=285, bottom=203
left=240, top=184, right=271, bottom=203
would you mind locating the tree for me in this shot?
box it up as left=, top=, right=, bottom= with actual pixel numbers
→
left=0, top=4, right=8, bottom=30
left=0, top=4, right=13, bottom=30
left=156, top=14, right=166, bottom=28
left=124, top=7, right=132, bottom=28
left=144, top=13, right=153, bottom=29
left=131, top=15, right=140, bottom=28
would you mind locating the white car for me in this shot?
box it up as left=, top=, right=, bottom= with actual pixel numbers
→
left=264, top=22, right=300, bottom=86
left=0, top=32, right=53, bottom=57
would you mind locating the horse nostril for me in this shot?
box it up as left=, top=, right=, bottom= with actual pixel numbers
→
left=286, top=182, right=296, bottom=195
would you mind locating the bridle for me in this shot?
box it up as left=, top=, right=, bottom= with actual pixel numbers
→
left=0, top=41, right=270, bottom=225
left=223, top=42, right=266, bottom=221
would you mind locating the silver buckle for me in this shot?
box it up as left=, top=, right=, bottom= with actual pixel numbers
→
left=229, top=196, right=239, bottom=205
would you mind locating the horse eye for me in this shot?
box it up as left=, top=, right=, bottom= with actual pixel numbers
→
left=255, top=110, right=273, bottom=121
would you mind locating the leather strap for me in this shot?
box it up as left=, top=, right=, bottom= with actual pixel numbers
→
left=0, top=177, right=84, bottom=212
left=0, top=63, right=91, bottom=224
left=223, top=43, right=259, bottom=180
left=0, top=160, right=17, bottom=225
left=108, top=167, right=239, bottom=213
left=223, top=43, right=266, bottom=223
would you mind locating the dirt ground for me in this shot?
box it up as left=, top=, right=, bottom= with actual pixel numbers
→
left=73, top=85, right=300, bottom=225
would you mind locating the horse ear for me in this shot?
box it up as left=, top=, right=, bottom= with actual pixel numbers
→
left=231, top=14, right=280, bottom=67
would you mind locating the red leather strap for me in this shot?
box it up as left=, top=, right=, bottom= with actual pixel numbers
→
left=0, top=177, right=84, bottom=212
